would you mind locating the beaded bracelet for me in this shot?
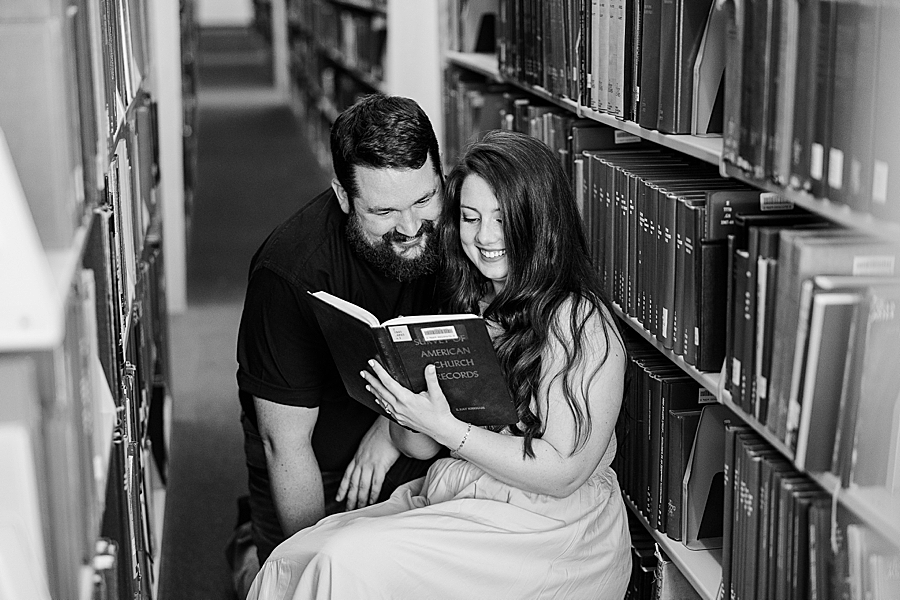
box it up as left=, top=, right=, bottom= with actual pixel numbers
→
left=455, top=423, right=473, bottom=454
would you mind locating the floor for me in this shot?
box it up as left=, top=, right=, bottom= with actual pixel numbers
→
left=156, top=26, right=331, bottom=600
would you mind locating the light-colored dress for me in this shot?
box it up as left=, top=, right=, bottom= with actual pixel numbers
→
left=245, top=433, right=632, bottom=600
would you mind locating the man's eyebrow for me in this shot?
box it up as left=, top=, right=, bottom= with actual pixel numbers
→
left=366, top=187, right=437, bottom=213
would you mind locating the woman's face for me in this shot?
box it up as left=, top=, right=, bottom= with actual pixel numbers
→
left=459, top=174, right=508, bottom=296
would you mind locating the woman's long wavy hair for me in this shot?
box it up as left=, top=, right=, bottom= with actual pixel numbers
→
left=438, top=130, right=623, bottom=458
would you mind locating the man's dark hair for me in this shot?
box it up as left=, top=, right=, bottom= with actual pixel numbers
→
left=330, top=94, right=443, bottom=202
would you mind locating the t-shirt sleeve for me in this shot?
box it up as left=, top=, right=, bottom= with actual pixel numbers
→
left=236, top=268, right=340, bottom=406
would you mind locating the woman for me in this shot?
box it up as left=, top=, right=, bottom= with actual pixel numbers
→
left=246, top=130, right=632, bottom=600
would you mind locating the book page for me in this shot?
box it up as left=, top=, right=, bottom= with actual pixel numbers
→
left=383, top=313, right=479, bottom=326
left=310, top=291, right=380, bottom=327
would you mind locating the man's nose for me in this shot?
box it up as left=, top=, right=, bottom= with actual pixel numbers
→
left=395, top=210, right=421, bottom=238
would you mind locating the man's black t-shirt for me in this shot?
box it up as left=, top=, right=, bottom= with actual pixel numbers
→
left=236, top=188, right=438, bottom=472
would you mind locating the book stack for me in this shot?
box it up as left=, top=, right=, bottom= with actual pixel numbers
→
left=616, top=335, right=712, bottom=541
left=580, top=148, right=789, bottom=372
left=0, top=0, right=172, bottom=597
left=722, top=220, right=900, bottom=494
left=497, top=0, right=725, bottom=133
left=722, top=0, right=900, bottom=223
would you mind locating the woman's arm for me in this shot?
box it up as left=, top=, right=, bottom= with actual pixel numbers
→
left=387, top=419, right=444, bottom=460
left=364, top=307, right=626, bottom=497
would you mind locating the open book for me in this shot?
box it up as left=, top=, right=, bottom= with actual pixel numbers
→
left=307, top=291, right=517, bottom=426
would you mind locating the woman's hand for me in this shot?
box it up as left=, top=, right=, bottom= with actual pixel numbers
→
left=361, top=360, right=455, bottom=439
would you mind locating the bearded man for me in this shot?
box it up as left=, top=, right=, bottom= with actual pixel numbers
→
left=232, top=95, right=445, bottom=590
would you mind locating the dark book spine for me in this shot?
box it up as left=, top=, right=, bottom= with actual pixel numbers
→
left=660, top=191, right=678, bottom=350
left=870, top=1, right=900, bottom=222
left=665, top=409, right=702, bottom=541
left=682, top=201, right=702, bottom=365
left=637, top=0, right=661, bottom=129
left=696, top=240, right=729, bottom=371
left=722, top=0, right=743, bottom=163
left=807, top=0, right=837, bottom=199
left=672, top=196, right=690, bottom=357
left=844, top=1, right=879, bottom=213
left=825, top=2, right=860, bottom=206
left=789, top=0, right=821, bottom=191
left=655, top=0, right=677, bottom=131
left=730, top=249, right=750, bottom=409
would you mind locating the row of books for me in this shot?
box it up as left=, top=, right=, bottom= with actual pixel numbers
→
left=0, top=0, right=171, bottom=598
left=721, top=0, right=900, bottom=223
left=723, top=425, right=900, bottom=600
left=496, top=0, right=724, bottom=134
left=626, top=512, right=701, bottom=600
left=288, top=0, right=387, bottom=83
left=723, top=217, right=900, bottom=494
left=580, top=147, right=788, bottom=372
left=615, top=335, right=717, bottom=548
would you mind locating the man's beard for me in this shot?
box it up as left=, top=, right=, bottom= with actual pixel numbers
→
left=346, top=212, right=440, bottom=282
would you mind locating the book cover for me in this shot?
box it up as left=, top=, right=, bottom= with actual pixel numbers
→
left=691, top=0, right=726, bottom=135
left=848, top=284, right=900, bottom=492
left=767, top=230, right=898, bottom=442
left=720, top=421, right=749, bottom=598
left=807, top=0, right=837, bottom=199
left=788, top=0, right=823, bottom=191
left=721, top=0, right=743, bottom=163
left=638, top=0, right=662, bottom=129
left=870, top=0, right=900, bottom=222
left=657, top=0, right=716, bottom=134
left=651, top=373, right=701, bottom=531
left=790, top=287, right=861, bottom=471
left=825, top=1, right=861, bottom=206
left=307, top=291, right=517, bottom=427
left=844, top=0, right=880, bottom=213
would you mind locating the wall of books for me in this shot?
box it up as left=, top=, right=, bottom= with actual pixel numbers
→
left=0, top=1, right=173, bottom=599
left=284, top=0, right=448, bottom=170
left=285, top=0, right=388, bottom=167
left=444, top=1, right=900, bottom=598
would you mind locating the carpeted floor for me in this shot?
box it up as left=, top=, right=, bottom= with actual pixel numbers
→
left=157, top=26, right=331, bottom=600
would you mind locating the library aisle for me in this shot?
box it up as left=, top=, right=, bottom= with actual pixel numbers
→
left=157, top=26, right=330, bottom=600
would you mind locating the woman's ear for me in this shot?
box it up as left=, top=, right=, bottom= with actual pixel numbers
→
left=332, top=178, right=351, bottom=214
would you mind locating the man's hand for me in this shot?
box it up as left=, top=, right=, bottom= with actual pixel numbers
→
left=336, top=416, right=400, bottom=510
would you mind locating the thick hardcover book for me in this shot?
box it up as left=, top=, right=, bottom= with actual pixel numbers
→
left=791, top=284, right=862, bottom=472
left=307, top=291, right=517, bottom=426
left=843, top=0, right=879, bottom=213
left=766, top=230, right=899, bottom=441
left=756, top=453, right=797, bottom=600
left=870, top=0, right=900, bottom=222
left=847, top=284, right=900, bottom=491
left=721, top=0, right=743, bottom=163
left=825, top=1, right=861, bottom=206
left=651, top=373, right=701, bottom=531
left=637, top=0, right=661, bottom=129
left=808, top=0, right=837, bottom=199
left=720, top=421, right=747, bottom=598
left=789, top=0, right=823, bottom=191
left=656, top=0, right=715, bottom=134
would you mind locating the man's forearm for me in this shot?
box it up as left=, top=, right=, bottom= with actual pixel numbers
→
left=267, top=445, right=327, bottom=537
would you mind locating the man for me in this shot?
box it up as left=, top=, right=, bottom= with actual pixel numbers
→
left=232, top=94, right=445, bottom=588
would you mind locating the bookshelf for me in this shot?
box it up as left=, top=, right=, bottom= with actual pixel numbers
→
left=284, top=0, right=446, bottom=170
left=443, top=2, right=900, bottom=599
left=0, top=1, right=175, bottom=599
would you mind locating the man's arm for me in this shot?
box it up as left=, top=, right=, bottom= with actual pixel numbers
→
left=254, top=396, right=324, bottom=536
